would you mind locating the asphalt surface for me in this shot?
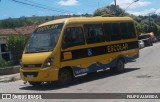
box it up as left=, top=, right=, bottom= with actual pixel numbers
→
left=1, top=42, right=160, bottom=102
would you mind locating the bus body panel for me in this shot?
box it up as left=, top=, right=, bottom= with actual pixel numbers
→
left=22, top=52, right=52, bottom=64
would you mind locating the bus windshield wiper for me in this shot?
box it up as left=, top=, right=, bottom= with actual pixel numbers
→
left=35, top=48, right=52, bottom=52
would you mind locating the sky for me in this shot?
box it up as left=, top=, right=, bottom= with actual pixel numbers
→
left=0, top=0, right=160, bottom=20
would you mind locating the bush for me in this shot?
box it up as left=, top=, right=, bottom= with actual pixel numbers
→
left=0, top=59, right=13, bottom=68
left=6, top=35, right=26, bottom=65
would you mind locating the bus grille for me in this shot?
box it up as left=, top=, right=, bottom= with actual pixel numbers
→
left=23, top=72, right=38, bottom=77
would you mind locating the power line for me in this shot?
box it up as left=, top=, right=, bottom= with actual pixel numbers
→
left=10, top=0, right=66, bottom=13
left=26, top=0, right=101, bottom=15
left=119, top=0, right=139, bottom=16
left=9, top=0, right=75, bottom=14
left=24, top=0, right=76, bottom=14
left=25, top=0, right=91, bottom=15
left=44, top=0, right=86, bottom=14
left=80, top=0, right=110, bottom=13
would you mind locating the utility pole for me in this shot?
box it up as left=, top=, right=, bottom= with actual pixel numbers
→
left=114, top=0, right=116, bottom=6
left=148, top=13, right=155, bottom=32
left=148, top=12, right=155, bottom=32
left=149, top=13, right=151, bottom=32
left=114, top=0, right=117, bottom=16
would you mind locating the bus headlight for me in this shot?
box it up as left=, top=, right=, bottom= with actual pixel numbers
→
left=42, top=57, right=54, bottom=68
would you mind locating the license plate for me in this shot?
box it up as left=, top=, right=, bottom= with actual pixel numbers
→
left=28, top=65, right=35, bottom=68
left=27, top=75, right=34, bottom=78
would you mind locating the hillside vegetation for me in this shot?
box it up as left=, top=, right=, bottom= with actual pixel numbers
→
left=0, top=5, right=160, bottom=37
left=0, top=14, right=91, bottom=29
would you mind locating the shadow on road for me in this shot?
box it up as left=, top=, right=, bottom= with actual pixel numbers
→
left=19, top=67, right=140, bottom=91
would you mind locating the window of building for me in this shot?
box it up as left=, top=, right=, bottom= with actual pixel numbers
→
left=62, top=27, right=85, bottom=48
left=84, top=24, right=105, bottom=44
left=2, top=53, right=10, bottom=61
left=0, top=44, right=10, bottom=61
left=1, top=44, right=7, bottom=52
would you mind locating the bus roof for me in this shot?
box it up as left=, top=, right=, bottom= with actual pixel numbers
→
left=38, top=16, right=134, bottom=27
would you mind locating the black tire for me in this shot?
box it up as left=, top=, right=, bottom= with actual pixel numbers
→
left=28, top=82, right=42, bottom=86
left=110, top=58, right=125, bottom=73
left=56, top=69, right=73, bottom=86
left=149, top=39, right=153, bottom=46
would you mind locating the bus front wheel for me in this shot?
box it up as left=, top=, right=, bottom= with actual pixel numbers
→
left=56, top=69, right=73, bottom=86
left=110, top=58, right=125, bottom=73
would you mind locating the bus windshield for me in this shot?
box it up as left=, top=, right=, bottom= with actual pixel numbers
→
left=26, top=23, right=63, bottom=53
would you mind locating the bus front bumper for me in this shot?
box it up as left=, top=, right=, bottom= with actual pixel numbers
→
left=20, top=67, right=59, bottom=82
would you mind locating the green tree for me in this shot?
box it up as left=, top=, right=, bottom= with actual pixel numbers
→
left=6, top=35, right=26, bottom=65
left=94, top=7, right=111, bottom=16
left=93, top=5, right=127, bottom=17
left=0, top=17, right=35, bottom=28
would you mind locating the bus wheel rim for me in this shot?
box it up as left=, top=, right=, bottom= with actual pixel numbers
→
left=118, top=60, right=124, bottom=70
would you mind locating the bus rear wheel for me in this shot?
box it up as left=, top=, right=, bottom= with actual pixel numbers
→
left=28, top=82, right=42, bottom=86
left=56, top=69, right=73, bottom=86
left=110, top=58, right=125, bottom=73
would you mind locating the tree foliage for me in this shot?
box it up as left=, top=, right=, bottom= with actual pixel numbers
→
left=0, top=14, right=92, bottom=29
left=93, top=5, right=160, bottom=37
left=0, top=58, right=13, bottom=68
left=0, top=17, right=33, bottom=28
left=6, top=35, right=26, bottom=65
left=93, top=5, right=127, bottom=16
left=94, top=7, right=111, bottom=16
left=1, top=9, right=160, bottom=37
left=134, top=15, right=159, bottom=36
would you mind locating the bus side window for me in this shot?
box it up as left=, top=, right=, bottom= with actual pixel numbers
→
left=62, top=27, right=85, bottom=48
left=84, top=24, right=105, bottom=44
left=120, top=22, right=136, bottom=39
left=120, top=22, right=128, bottom=39
left=111, top=23, right=121, bottom=41
left=103, top=23, right=112, bottom=41
left=128, top=23, right=136, bottom=38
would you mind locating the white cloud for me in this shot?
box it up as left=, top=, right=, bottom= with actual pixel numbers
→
left=155, top=9, right=160, bottom=14
left=77, top=12, right=82, bottom=15
left=58, top=0, right=78, bottom=6
left=128, top=8, right=160, bottom=16
left=111, top=0, right=151, bottom=10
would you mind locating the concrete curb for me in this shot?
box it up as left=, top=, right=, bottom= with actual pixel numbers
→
left=0, top=73, right=20, bottom=82
left=0, top=65, right=20, bottom=75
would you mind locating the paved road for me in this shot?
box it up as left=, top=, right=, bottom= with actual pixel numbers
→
left=1, top=43, right=160, bottom=102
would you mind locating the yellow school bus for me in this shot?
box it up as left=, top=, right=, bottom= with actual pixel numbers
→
left=20, top=16, right=139, bottom=86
